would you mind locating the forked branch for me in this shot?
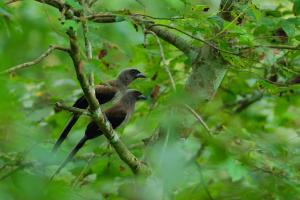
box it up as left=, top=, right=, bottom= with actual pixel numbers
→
left=1, top=45, right=70, bottom=74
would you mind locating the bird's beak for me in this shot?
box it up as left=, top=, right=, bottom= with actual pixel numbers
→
left=136, top=73, right=146, bottom=79
left=138, top=94, right=147, bottom=100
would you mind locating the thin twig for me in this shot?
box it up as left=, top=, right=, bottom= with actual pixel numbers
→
left=6, top=0, right=21, bottom=4
left=72, top=154, right=96, bottom=188
left=85, top=13, right=122, bottom=23
left=88, top=0, right=99, bottom=7
left=80, top=0, right=93, bottom=59
left=82, top=21, right=92, bottom=59
left=233, top=91, right=263, bottom=113
left=132, top=13, right=185, bottom=21
left=213, top=6, right=248, bottom=39
left=147, top=30, right=176, bottom=90
left=0, top=162, right=32, bottom=181
left=1, top=45, right=70, bottom=74
left=184, top=104, right=212, bottom=136
left=195, top=163, right=214, bottom=200
left=55, top=102, right=91, bottom=116
left=242, top=44, right=300, bottom=51
left=88, top=72, right=94, bottom=87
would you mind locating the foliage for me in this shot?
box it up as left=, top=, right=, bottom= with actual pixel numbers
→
left=1, top=0, right=300, bottom=199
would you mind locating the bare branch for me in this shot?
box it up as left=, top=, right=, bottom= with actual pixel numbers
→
left=233, top=91, right=263, bottom=113
left=243, top=44, right=300, bottom=51
left=88, top=72, right=94, bottom=87
left=147, top=30, right=176, bottom=90
left=55, top=102, right=91, bottom=116
left=87, top=0, right=99, bottom=7
left=6, top=0, right=21, bottom=5
left=86, top=14, right=124, bottom=23
left=142, top=22, right=195, bottom=57
left=82, top=21, right=93, bottom=59
left=33, top=0, right=65, bottom=11
left=0, top=162, right=32, bottom=181
left=184, top=104, right=212, bottom=136
left=72, top=154, right=96, bottom=188
left=80, top=0, right=93, bottom=59
left=1, top=45, right=70, bottom=74
left=132, top=13, right=185, bottom=21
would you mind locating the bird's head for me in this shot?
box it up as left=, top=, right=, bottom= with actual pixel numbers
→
left=117, top=68, right=146, bottom=86
left=125, top=89, right=147, bottom=101
left=120, top=89, right=146, bottom=108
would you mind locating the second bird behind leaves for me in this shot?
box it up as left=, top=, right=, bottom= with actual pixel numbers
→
left=52, top=68, right=146, bottom=153
left=51, top=89, right=147, bottom=179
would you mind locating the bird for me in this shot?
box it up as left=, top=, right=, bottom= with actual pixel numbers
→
left=50, top=89, right=147, bottom=179
left=52, top=68, right=146, bottom=152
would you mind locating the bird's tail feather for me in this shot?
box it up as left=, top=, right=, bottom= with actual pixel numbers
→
left=52, top=115, right=80, bottom=153
left=50, top=136, right=87, bottom=181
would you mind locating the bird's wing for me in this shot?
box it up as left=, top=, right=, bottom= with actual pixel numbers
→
left=73, top=95, right=89, bottom=108
left=84, top=104, right=127, bottom=139
left=94, top=84, right=118, bottom=104
left=104, top=104, right=127, bottom=129
left=72, top=84, right=118, bottom=108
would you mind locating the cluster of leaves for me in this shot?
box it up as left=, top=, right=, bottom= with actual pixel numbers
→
left=1, top=0, right=300, bottom=199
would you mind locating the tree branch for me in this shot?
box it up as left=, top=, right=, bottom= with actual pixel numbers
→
left=55, top=102, right=91, bottom=116
left=80, top=0, right=93, bottom=59
left=132, top=13, right=185, bottom=21
left=34, top=0, right=65, bottom=11
left=86, top=14, right=125, bottom=23
left=147, top=30, right=176, bottom=90
left=233, top=91, right=264, bottom=113
left=243, top=44, right=300, bottom=51
left=0, top=162, right=32, bottom=181
left=1, top=45, right=70, bottom=74
left=148, top=24, right=240, bottom=56
left=183, top=104, right=212, bottom=136
left=85, top=14, right=196, bottom=57
left=143, top=22, right=195, bottom=57
left=6, top=0, right=21, bottom=5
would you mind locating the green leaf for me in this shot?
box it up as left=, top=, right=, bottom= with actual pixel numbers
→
left=62, top=20, right=79, bottom=31
left=224, top=157, right=248, bottom=182
left=293, top=0, right=300, bottom=16
left=65, top=0, right=82, bottom=10
left=294, top=34, right=300, bottom=41
left=281, top=20, right=295, bottom=37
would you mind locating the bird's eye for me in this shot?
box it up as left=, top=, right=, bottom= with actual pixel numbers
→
left=130, top=69, right=139, bottom=75
left=134, top=91, right=141, bottom=97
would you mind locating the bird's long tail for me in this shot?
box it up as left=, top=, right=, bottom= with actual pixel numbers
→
left=52, top=115, right=80, bottom=153
left=50, top=136, right=87, bottom=181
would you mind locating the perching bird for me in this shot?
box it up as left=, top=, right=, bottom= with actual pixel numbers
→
left=51, top=89, right=147, bottom=179
left=52, top=68, right=146, bottom=152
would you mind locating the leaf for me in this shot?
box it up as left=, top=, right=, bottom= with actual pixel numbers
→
left=65, top=0, right=82, bottom=10
left=293, top=0, right=300, bottom=16
left=62, top=20, right=79, bottom=31
left=224, top=157, right=248, bottom=182
left=281, top=20, right=295, bottom=37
